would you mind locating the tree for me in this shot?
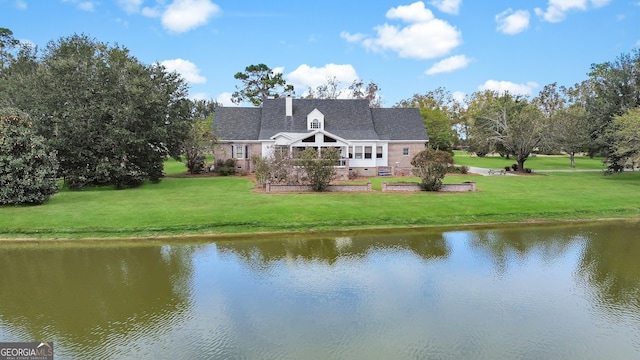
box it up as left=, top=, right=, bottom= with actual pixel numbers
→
left=183, top=115, right=214, bottom=174
left=474, top=93, right=546, bottom=171
left=550, top=106, right=591, bottom=167
left=0, top=28, right=20, bottom=69
left=306, top=76, right=342, bottom=99
left=0, top=108, right=58, bottom=205
left=411, top=149, right=452, bottom=191
left=182, top=99, right=218, bottom=174
left=348, top=79, right=383, bottom=107
left=610, top=107, right=640, bottom=170
left=397, top=88, right=456, bottom=152
left=297, top=147, right=339, bottom=191
left=231, top=64, right=294, bottom=106
left=585, top=50, right=640, bottom=170
left=31, top=34, right=191, bottom=189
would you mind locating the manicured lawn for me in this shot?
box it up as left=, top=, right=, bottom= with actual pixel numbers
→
left=452, top=150, right=607, bottom=171
left=2, top=156, right=640, bottom=239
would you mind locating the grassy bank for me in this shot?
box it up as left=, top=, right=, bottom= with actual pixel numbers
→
left=1, top=156, right=639, bottom=239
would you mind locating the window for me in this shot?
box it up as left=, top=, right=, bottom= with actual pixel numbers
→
left=233, top=145, right=248, bottom=159
left=402, top=147, right=410, bottom=156
left=376, top=146, right=383, bottom=159
left=310, top=119, right=321, bottom=129
left=354, top=146, right=363, bottom=159
left=302, top=135, right=315, bottom=143
left=364, top=146, right=372, bottom=159
left=323, top=135, right=337, bottom=142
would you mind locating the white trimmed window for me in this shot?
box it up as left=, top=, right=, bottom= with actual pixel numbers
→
left=233, top=145, right=248, bottom=159
left=402, top=147, right=410, bottom=156
left=310, top=119, right=321, bottom=129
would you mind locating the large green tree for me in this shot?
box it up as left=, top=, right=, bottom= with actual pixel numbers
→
left=474, top=92, right=547, bottom=171
left=231, top=63, right=294, bottom=106
left=585, top=49, right=640, bottom=171
left=0, top=108, right=58, bottom=205
left=18, top=34, right=192, bottom=189
left=396, top=88, right=456, bottom=152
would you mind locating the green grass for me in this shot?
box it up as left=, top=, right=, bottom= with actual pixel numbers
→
left=452, top=150, right=607, bottom=171
left=2, top=155, right=640, bottom=239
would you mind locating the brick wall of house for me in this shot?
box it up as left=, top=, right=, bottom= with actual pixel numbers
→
left=387, top=143, right=426, bottom=175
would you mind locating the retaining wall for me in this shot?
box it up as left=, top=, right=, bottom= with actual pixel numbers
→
left=265, top=182, right=372, bottom=193
left=382, top=182, right=476, bottom=192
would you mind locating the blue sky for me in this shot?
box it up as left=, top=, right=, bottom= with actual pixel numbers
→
left=2, top=0, right=639, bottom=106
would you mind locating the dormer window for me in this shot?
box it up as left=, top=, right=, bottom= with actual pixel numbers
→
left=307, top=109, right=324, bottom=130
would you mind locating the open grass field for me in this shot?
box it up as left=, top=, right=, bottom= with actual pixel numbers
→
left=452, top=150, right=608, bottom=171
left=1, top=156, right=639, bottom=239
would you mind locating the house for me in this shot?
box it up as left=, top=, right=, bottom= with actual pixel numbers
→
left=213, top=97, right=429, bottom=178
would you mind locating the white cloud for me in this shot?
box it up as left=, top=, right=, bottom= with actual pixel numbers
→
left=160, top=58, right=206, bottom=84
left=340, top=31, right=365, bottom=43
left=430, top=0, right=462, bottom=15
left=479, top=80, right=539, bottom=96
left=285, top=64, right=359, bottom=95
left=161, top=0, right=221, bottom=33
left=425, top=54, right=471, bottom=75
left=452, top=91, right=466, bottom=104
left=141, top=6, right=160, bottom=17
left=62, top=0, right=96, bottom=12
left=117, top=0, right=143, bottom=14
left=344, top=1, right=462, bottom=60
left=534, top=0, right=612, bottom=23
left=496, top=9, right=530, bottom=35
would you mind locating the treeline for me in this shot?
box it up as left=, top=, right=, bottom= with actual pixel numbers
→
left=0, top=29, right=216, bottom=205
left=394, top=50, right=640, bottom=173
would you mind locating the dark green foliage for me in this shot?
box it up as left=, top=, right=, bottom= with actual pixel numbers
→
left=2, top=34, right=191, bottom=189
left=297, top=147, right=340, bottom=192
left=0, top=108, right=58, bottom=205
left=215, top=158, right=236, bottom=176
left=411, top=149, right=453, bottom=191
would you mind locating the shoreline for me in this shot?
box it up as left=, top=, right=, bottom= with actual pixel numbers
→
left=1, top=216, right=637, bottom=243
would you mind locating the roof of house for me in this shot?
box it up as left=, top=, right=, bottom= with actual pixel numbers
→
left=214, top=98, right=429, bottom=142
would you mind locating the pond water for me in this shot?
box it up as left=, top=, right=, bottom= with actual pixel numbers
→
left=1, top=221, right=639, bottom=359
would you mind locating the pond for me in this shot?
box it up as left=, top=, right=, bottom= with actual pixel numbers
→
left=1, top=221, right=639, bottom=359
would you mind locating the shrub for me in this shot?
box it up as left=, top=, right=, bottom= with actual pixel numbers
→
left=224, top=158, right=237, bottom=168
left=511, top=164, right=518, bottom=171
left=0, top=108, right=59, bottom=205
left=252, top=156, right=270, bottom=186
left=459, top=165, right=469, bottom=174
left=218, top=167, right=235, bottom=176
left=297, top=147, right=339, bottom=191
left=504, top=166, right=511, bottom=172
left=411, top=149, right=453, bottom=191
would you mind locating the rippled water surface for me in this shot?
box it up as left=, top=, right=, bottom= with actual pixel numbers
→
left=1, top=221, right=640, bottom=359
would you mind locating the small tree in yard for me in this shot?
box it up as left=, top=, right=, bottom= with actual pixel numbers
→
left=0, top=108, right=59, bottom=205
left=411, top=149, right=453, bottom=191
left=298, top=147, right=340, bottom=192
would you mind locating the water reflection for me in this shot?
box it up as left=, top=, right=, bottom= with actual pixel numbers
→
left=0, top=244, right=196, bottom=359
left=0, top=222, right=639, bottom=359
left=216, top=229, right=450, bottom=271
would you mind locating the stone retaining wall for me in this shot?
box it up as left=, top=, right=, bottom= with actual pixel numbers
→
left=382, top=182, right=476, bottom=192
left=265, top=182, right=372, bottom=193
